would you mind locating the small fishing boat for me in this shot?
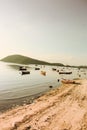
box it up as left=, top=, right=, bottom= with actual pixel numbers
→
left=35, top=68, right=40, bottom=70
left=57, top=70, right=59, bottom=72
left=19, top=66, right=27, bottom=71
left=59, top=72, right=72, bottom=74
left=21, top=71, right=30, bottom=75
left=52, top=68, right=56, bottom=71
left=41, top=71, right=46, bottom=76
left=61, top=79, right=75, bottom=84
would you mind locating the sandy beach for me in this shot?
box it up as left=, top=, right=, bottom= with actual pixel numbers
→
left=0, top=79, right=87, bottom=130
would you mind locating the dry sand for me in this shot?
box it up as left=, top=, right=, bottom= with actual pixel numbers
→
left=0, top=79, right=87, bottom=130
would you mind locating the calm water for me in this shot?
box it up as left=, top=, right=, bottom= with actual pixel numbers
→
left=0, top=61, right=87, bottom=101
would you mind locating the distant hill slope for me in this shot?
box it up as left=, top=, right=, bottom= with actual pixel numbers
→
left=1, top=54, right=64, bottom=66
left=51, top=63, right=64, bottom=66
left=1, top=54, right=50, bottom=65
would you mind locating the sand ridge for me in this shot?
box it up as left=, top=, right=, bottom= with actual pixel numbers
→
left=0, top=80, right=87, bottom=130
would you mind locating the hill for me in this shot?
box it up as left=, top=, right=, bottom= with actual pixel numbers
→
left=1, top=54, right=50, bottom=65
left=1, top=54, right=64, bottom=66
left=51, top=63, right=64, bottom=66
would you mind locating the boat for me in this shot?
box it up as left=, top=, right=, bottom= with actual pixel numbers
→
left=41, top=71, right=46, bottom=76
left=35, top=68, right=40, bottom=70
left=21, top=71, right=30, bottom=75
left=61, top=79, right=75, bottom=84
left=19, top=66, right=27, bottom=71
left=52, top=68, right=56, bottom=71
left=59, top=72, right=72, bottom=74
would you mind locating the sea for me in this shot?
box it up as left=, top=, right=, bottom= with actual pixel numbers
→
left=0, top=61, right=87, bottom=112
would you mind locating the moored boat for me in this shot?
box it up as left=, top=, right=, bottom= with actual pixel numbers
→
left=61, top=79, right=75, bottom=84
left=59, top=72, right=72, bottom=74
left=41, top=71, right=46, bottom=76
left=21, top=71, right=30, bottom=75
left=35, top=68, right=40, bottom=70
left=52, top=68, right=56, bottom=71
left=19, top=66, right=27, bottom=71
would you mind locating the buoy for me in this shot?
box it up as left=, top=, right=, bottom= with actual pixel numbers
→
left=58, top=79, right=60, bottom=82
left=49, top=86, right=53, bottom=88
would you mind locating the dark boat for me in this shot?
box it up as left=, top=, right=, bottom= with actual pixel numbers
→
left=21, top=71, right=30, bottom=75
left=49, top=86, right=53, bottom=88
left=52, top=68, right=56, bottom=71
left=59, top=72, right=72, bottom=74
left=35, top=68, right=40, bottom=70
left=19, top=66, right=27, bottom=71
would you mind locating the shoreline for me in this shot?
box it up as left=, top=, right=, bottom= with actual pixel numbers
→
left=0, top=89, right=50, bottom=113
left=0, top=79, right=87, bottom=130
left=0, top=85, right=59, bottom=113
left=0, top=92, right=43, bottom=113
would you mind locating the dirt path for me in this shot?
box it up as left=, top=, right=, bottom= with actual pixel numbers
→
left=0, top=80, right=87, bottom=130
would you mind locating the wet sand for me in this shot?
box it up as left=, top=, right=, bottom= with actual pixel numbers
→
left=0, top=79, right=87, bottom=130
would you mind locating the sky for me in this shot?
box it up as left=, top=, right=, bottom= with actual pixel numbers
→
left=0, top=0, right=87, bottom=65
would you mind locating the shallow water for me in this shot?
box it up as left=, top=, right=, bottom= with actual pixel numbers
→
left=0, top=62, right=59, bottom=100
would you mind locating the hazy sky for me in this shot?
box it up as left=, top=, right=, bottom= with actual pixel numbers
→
left=0, top=0, right=87, bottom=65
